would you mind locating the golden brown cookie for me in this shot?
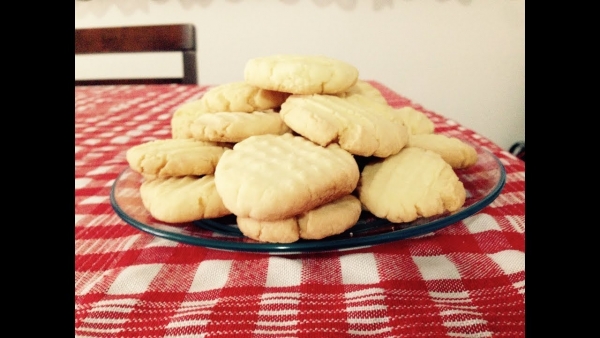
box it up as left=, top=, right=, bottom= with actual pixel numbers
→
left=214, top=133, right=360, bottom=221
left=140, top=175, right=231, bottom=223
left=279, top=93, right=409, bottom=157
left=393, top=107, right=435, bottom=135
left=244, top=54, right=359, bottom=94
left=171, top=99, right=211, bottom=139
left=298, top=194, right=361, bottom=240
left=199, top=81, right=290, bottom=113
left=358, top=147, right=466, bottom=223
left=189, top=110, right=291, bottom=143
left=407, top=133, right=478, bottom=169
left=126, top=139, right=229, bottom=179
left=236, top=195, right=361, bottom=243
left=236, top=217, right=300, bottom=244
left=337, top=80, right=388, bottom=105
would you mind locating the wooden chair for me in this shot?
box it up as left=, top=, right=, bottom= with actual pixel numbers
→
left=75, top=24, right=197, bottom=85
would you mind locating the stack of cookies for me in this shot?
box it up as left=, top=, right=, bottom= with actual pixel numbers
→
left=125, top=54, right=478, bottom=243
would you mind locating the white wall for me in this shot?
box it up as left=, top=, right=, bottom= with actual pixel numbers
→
left=75, top=0, right=525, bottom=151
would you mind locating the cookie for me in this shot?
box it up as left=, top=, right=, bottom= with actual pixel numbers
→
left=126, top=139, right=229, bottom=179
left=198, top=81, right=290, bottom=113
left=236, top=195, right=361, bottom=243
left=394, top=107, right=435, bottom=135
left=297, top=194, right=361, bottom=240
left=171, top=99, right=211, bottom=139
left=236, top=217, right=299, bottom=244
left=244, top=54, right=359, bottom=95
left=407, top=133, right=478, bottom=169
left=140, top=175, right=231, bottom=223
left=214, top=133, right=360, bottom=221
left=338, top=80, right=388, bottom=105
left=358, top=147, right=466, bottom=223
left=279, top=93, right=409, bottom=157
left=189, top=110, right=291, bottom=143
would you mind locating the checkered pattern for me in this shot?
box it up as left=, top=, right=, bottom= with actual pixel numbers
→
left=75, top=83, right=525, bottom=337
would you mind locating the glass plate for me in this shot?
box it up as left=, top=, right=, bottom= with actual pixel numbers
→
left=111, top=146, right=506, bottom=254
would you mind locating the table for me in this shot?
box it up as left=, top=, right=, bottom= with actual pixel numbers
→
left=75, top=83, right=525, bottom=337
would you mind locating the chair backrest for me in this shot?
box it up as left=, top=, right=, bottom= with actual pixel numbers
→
left=75, top=24, right=197, bottom=85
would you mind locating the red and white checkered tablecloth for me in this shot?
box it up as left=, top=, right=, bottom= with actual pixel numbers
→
left=75, top=82, right=525, bottom=338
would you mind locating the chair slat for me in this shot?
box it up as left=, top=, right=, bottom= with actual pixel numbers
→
left=75, top=24, right=197, bottom=85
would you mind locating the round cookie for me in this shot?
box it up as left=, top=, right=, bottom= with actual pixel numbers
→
left=236, top=217, right=299, bottom=244
left=190, top=110, right=291, bottom=143
left=126, top=138, right=229, bottom=179
left=236, top=195, right=362, bottom=243
left=358, top=147, right=466, bottom=223
left=171, top=99, right=211, bottom=139
left=337, top=80, right=388, bottom=105
left=407, top=133, right=478, bottom=169
left=199, top=81, right=290, bottom=113
left=393, top=107, right=435, bottom=135
left=140, top=175, right=231, bottom=223
left=297, top=194, right=361, bottom=240
left=244, top=54, right=359, bottom=95
left=214, top=133, right=360, bottom=221
left=279, top=93, right=409, bottom=157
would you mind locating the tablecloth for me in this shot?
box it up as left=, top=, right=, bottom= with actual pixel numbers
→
left=75, top=82, right=525, bottom=338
